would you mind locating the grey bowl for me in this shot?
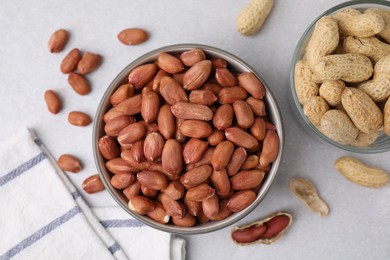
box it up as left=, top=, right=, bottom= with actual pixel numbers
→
left=93, top=43, right=284, bottom=234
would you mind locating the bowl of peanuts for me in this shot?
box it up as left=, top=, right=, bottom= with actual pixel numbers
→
left=291, top=0, right=390, bottom=153
left=93, top=43, right=284, bottom=234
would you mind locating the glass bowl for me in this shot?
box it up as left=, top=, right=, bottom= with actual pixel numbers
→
left=93, top=44, right=284, bottom=234
left=290, top=0, right=390, bottom=153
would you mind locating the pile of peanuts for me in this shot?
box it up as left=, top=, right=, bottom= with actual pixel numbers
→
left=295, top=7, right=390, bottom=147
left=98, top=47, right=280, bottom=227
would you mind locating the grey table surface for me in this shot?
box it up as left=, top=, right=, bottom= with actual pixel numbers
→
left=1, top=0, right=389, bottom=259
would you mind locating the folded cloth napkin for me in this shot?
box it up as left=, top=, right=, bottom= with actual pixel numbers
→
left=0, top=128, right=185, bottom=260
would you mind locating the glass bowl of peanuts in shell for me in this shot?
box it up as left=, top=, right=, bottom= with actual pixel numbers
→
left=92, top=43, right=284, bottom=234
left=290, top=0, right=390, bottom=153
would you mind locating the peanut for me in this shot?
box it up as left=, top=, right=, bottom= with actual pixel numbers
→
left=180, top=165, right=212, bottom=189
left=335, top=156, right=389, bottom=188
left=231, top=170, right=265, bottom=190
left=60, top=48, right=81, bottom=73
left=332, top=8, right=385, bottom=37
left=144, top=132, right=164, bottom=162
left=128, top=63, right=157, bottom=89
left=57, top=154, right=82, bottom=173
left=147, top=202, right=170, bottom=224
left=358, top=55, right=390, bottom=102
left=304, top=16, right=339, bottom=70
left=137, top=170, right=168, bottom=190
left=68, top=72, right=91, bottom=95
left=318, top=80, right=345, bottom=106
left=320, top=109, right=359, bottom=145
left=156, top=52, right=185, bottom=74
left=185, top=183, right=215, bottom=202
left=180, top=48, right=206, bottom=67
left=237, top=0, right=275, bottom=36
left=233, top=100, right=254, bottom=128
left=117, top=28, right=148, bottom=45
left=303, top=96, right=329, bottom=127
left=77, top=51, right=102, bottom=74
left=68, top=111, right=91, bottom=126
left=341, top=87, right=383, bottom=134
left=183, top=60, right=212, bottom=90
left=226, top=147, right=247, bottom=176
left=48, top=29, right=69, bottom=53
left=111, top=173, right=134, bottom=189
left=261, top=215, right=290, bottom=239
left=82, top=174, right=105, bottom=194
left=128, top=195, right=155, bottom=214
left=294, top=60, right=319, bottom=105
left=172, top=212, right=196, bottom=227
left=344, top=36, right=390, bottom=64
left=211, top=141, right=235, bottom=171
left=313, top=53, right=373, bottom=83
left=210, top=169, right=231, bottom=196
left=182, top=138, right=208, bottom=164
left=44, top=90, right=62, bottom=114
left=106, top=158, right=134, bottom=175
left=351, top=131, right=378, bottom=148
left=171, top=101, right=213, bottom=121
left=215, top=68, right=237, bottom=87
left=259, top=130, right=279, bottom=167
left=231, top=224, right=267, bottom=244
left=365, top=8, right=390, bottom=43
left=189, top=89, right=217, bottom=106
left=98, top=135, right=120, bottom=160
left=226, top=190, right=256, bottom=212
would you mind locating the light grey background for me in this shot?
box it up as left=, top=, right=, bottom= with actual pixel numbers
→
left=1, top=0, right=389, bottom=259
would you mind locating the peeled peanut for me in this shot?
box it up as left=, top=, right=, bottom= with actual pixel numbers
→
left=68, top=111, right=91, bottom=126
left=44, top=90, right=62, bottom=114
left=82, top=174, right=105, bottom=194
left=57, top=154, right=82, bottom=173
left=117, top=28, right=149, bottom=45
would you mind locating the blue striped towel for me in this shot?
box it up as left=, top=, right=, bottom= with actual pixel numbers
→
left=0, top=128, right=185, bottom=260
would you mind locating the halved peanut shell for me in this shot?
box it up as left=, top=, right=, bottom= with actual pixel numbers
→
left=231, top=212, right=293, bottom=245
left=289, top=177, right=329, bottom=217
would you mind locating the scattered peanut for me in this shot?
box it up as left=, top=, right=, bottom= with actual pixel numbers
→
left=57, top=154, right=82, bottom=173
left=237, top=0, right=275, bottom=36
left=335, top=157, right=389, bottom=188
left=44, top=90, right=62, bottom=114
left=48, top=29, right=69, bottom=53
left=117, top=28, right=149, bottom=45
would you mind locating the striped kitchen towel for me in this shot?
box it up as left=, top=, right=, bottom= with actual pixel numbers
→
left=0, top=128, right=185, bottom=260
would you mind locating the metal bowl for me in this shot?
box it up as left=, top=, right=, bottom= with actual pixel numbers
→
left=290, top=0, right=390, bottom=153
left=93, top=43, right=284, bottom=234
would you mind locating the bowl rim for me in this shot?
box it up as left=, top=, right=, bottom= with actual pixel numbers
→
left=290, top=0, right=390, bottom=154
left=93, top=43, right=285, bottom=234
